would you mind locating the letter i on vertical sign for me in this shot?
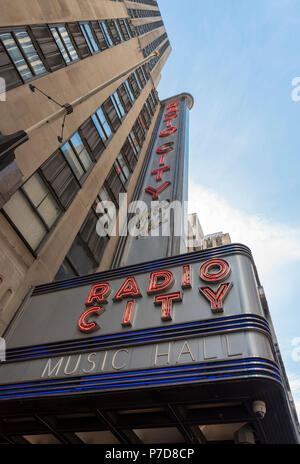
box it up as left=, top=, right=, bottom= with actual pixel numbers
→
left=122, top=300, right=135, bottom=327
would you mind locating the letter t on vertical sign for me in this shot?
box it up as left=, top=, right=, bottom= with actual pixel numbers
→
left=154, top=292, right=182, bottom=321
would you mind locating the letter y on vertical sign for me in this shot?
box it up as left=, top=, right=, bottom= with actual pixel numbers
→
left=199, top=283, right=233, bottom=313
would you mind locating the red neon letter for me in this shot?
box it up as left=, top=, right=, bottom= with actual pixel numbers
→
left=199, top=259, right=231, bottom=282
left=145, top=181, right=171, bottom=200
left=148, top=270, right=174, bottom=294
left=151, top=166, right=170, bottom=181
left=199, top=283, right=233, bottom=313
left=113, top=276, right=142, bottom=301
left=154, top=292, right=182, bottom=321
left=166, top=101, right=179, bottom=109
left=85, top=282, right=110, bottom=306
left=182, top=265, right=192, bottom=288
left=122, top=300, right=135, bottom=327
left=156, top=142, right=174, bottom=154
left=159, top=153, right=166, bottom=166
left=164, top=109, right=178, bottom=122
left=78, top=306, right=104, bottom=333
left=159, top=126, right=177, bottom=137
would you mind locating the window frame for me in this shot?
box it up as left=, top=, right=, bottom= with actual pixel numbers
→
left=0, top=26, right=48, bottom=84
left=99, top=21, right=113, bottom=48
left=79, top=22, right=100, bottom=54
left=92, top=107, right=113, bottom=142
left=1, top=172, right=63, bottom=255
left=61, top=131, right=94, bottom=184
left=49, top=24, right=79, bottom=65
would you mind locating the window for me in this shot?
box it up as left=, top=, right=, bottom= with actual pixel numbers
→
left=123, top=19, right=133, bottom=39
left=121, top=137, right=138, bottom=171
left=105, top=20, right=122, bottom=45
left=102, top=96, right=121, bottom=132
left=62, top=236, right=98, bottom=276
left=99, top=21, right=113, bottom=47
left=40, top=149, right=80, bottom=209
left=129, top=130, right=140, bottom=154
left=124, top=80, right=135, bottom=103
left=113, top=20, right=124, bottom=42
left=0, top=29, right=46, bottom=81
left=50, top=26, right=78, bottom=63
left=80, top=23, right=99, bottom=53
left=140, top=65, right=148, bottom=83
left=112, top=91, right=125, bottom=119
left=118, top=19, right=132, bottom=41
left=92, top=107, right=112, bottom=141
left=79, top=118, right=106, bottom=161
left=93, top=185, right=115, bottom=234
left=133, top=70, right=143, bottom=91
left=66, top=22, right=91, bottom=59
left=114, top=153, right=130, bottom=186
left=61, top=132, right=93, bottom=182
left=55, top=187, right=112, bottom=280
left=106, top=164, right=126, bottom=204
left=3, top=173, right=61, bottom=251
left=117, top=84, right=132, bottom=113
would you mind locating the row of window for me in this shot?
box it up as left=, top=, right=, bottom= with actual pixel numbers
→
left=134, top=20, right=164, bottom=37
left=148, top=40, right=170, bottom=71
left=127, top=0, right=157, bottom=5
left=128, top=9, right=161, bottom=19
left=0, top=18, right=134, bottom=91
left=143, top=32, right=167, bottom=57
left=2, top=62, right=158, bottom=255
left=55, top=90, right=159, bottom=280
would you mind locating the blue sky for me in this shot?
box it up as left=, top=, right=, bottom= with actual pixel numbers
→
left=157, top=0, right=300, bottom=419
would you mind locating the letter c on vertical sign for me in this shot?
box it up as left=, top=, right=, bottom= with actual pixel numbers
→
left=78, top=306, right=104, bottom=333
left=156, top=142, right=175, bottom=154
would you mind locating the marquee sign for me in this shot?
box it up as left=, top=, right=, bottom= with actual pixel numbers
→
left=77, top=257, right=233, bottom=334
left=0, top=244, right=280, bottom=398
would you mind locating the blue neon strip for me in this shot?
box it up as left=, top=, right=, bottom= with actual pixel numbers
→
left=8, top=313, right=267, bottom=352
left=7, top=315, right=269, bottom=353
left=7, top=313, right=269, bottom=352
left=6, top=322, right=270, bottom=361
left=6, top=323, right=270, bottom=361
left=6, top=314, right=270, bottom=359
left=5, top=320, right=269, bottom=357
left=0, top=363, right=279, bottom=393
left=0, top=359, right=280, bottom=393
left=31, top=244, right=252, bottom=295
left=0, top=370, right=281, bottom=400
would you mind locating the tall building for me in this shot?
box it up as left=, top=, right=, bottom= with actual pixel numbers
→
left=0, top=0, right=298, bottom=446
left=0, top=0, right=171, bottom=335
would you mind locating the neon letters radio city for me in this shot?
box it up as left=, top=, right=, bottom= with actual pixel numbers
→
left=78, top=258, right=233, bottom=334
left=145, top=100, right=179, bottom=200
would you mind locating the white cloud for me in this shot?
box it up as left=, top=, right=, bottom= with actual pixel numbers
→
left=188, top=180, right=300, bottom=284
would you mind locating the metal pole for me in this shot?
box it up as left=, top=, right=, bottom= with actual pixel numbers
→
left=26, top=51, right=159, bottom=137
